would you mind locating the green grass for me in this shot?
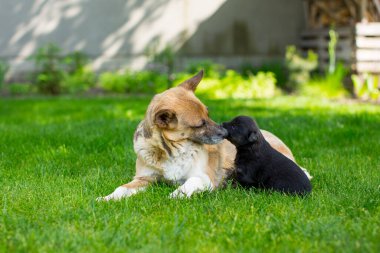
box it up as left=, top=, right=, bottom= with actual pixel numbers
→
left=1, top=95, right=379, bottom=253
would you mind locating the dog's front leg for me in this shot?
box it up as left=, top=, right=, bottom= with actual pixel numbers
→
left=97, top=177, right=153, bottom=201
left=97, top=158, right=159, bottom=201
left=169, top=176, right=213, bottom=198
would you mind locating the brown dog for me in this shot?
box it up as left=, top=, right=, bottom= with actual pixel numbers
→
left=97, top=71, right=297, bottom=200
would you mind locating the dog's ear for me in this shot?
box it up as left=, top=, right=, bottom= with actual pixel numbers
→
left=179, top=70, right=203, bottom=91
left=248, top=132, right=258, bottom=143
left=154, top=109, right=178, bottom=129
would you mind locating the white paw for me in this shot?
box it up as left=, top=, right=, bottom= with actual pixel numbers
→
left=96, top=186, right=138, bottom=201
left=301, top=167, right=313, bottom=180
left=169, top=177, right=213, bottom=198
left=169, top=188, right=188, bottom=199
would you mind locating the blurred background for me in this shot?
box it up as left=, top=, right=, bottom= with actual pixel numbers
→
left=0, top=0, right=379, bottom=101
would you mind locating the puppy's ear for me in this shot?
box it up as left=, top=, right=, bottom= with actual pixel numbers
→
left=154, top=109, right=178, bottom=129
left=179, top=70, right=203, bottom=91
left=248, top=132, right=258, bottom=143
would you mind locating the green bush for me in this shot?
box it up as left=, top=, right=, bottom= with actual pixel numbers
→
left=285, top=45, right=318, bottom=91
left=352, top=73, right=380, bottom=101
left=99, top=72, right=128, bottom=93
left=328, top=28, right=338, bottom=74
left=248, top=72, right=277, bottom=98
left=63, top=67, right=96, bottom=94
left=0, top=59, right=9, bottom=90
left=240, top=61, right=288, bottom=89
left=127, top=71, right=168, bottom=93
left=185, top=60, right=225, bottom=79
left=30, top=43, right=65, bottom=95
left=99, top=70, right=168, bottom=94
left=62, top=52, right=96, bottom=94
left=144, top=42, right=176, bottom=88
left=300, top=63, right=349, bottom=98
left=7, top=83, right=36, bottom=96
left=30, top=44, right=97, bottom=95
left=64, top=51, right=89, bottom=74
left=196, top=69, right=277, bottom=99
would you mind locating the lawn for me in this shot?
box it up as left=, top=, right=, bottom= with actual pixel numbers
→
left=0, top=95, right=379, bottom=253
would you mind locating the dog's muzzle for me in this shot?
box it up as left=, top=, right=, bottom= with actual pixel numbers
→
left=220, top=123, right=229, bottom=138
left=218, top=127, right=228, bottom=138
left=191, top=125, right=228, bottom=144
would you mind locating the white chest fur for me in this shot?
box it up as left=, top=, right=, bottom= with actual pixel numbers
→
left=134, top=129, right=210, bottom=184
left=161, top=143, right=206, bottom=183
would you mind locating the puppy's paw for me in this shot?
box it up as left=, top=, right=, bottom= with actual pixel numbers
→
left=301, top=167, right=313, bottom=180
left=97, top=186, right=137, bottom=201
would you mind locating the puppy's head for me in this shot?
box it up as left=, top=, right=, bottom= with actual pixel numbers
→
left=221, top=116, right=262, bottom=147
left=147, top=70, right=227, bottom=144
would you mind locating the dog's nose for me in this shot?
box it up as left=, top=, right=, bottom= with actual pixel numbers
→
left=218, top=127, right=228, bottom=138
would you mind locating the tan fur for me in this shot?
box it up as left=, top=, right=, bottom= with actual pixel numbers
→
left=204, top=140, right=237, bottom=188
left=99, top=71, right=299, bottom=200
left=261, top=130, right=295, bottom=161
left=122, top=178, right=152, bottom=189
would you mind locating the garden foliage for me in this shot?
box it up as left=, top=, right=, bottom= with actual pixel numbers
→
left=29, top=43, right=64, bottom=95
left=29, top=43, right=95, bottom=95
left=62, top=51, right=96, bottom=94
left=0, top=59, right=9, bottom=89
left=300, top=63, right=349, bottom=99
left=99, top=70, right=168, bottom=94
left=196, top=70, right=277, bottom=99
left=285, top=46, right=318, bottom=91
left=1, top=43, right=369, bottom=101
left=352, top=73, right=380, bottom=101
left=240, top=61, right=287, bottom=89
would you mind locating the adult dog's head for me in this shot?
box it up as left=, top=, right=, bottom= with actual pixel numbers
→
left=146, top=70, right=227, bottom=144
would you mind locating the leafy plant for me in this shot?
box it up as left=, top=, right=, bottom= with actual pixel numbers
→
left=297, top=28, right=349, bottom=100
left=63, top=68, right=96, bottom=94
left=248, top=72, right=277, bottom=98
left=240, top=61, right=287, bottom=89
left=30, top=43, right=65, bottom=95
left=285, top=45, right=318, bottom=91
left=62, top=52, right=95, bottom=94
left=185, top=60, right=225, bottom=79
left=64, top=51, right=88, bottom=74
left=328, top=28, right=338, bottom=74
left=30, top=45, right=97, bottom=95
left=145, top=42, right=176, bottom=88
left=99, top=70, right=168, bottom=94
left=125, top=70, right=167, bottom=93
left=99, top=71, right=129, bottom=93
left=153, top=46, right=175, bottom=74
left=301, top=63, right=349, bottom=98
left=0, top=59, right=9, bottom=90
left=352, top=74, right=380, bottom=101
left=196, top=69, right=277, bottom=99
left=8, top=83, right=36, bottom=96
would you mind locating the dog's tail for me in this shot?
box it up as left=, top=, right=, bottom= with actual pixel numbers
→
left=300, top=167, right=313, bottom=180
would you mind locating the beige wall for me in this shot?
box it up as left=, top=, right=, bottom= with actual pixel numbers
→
left=0, top=0, right=305, bottom=79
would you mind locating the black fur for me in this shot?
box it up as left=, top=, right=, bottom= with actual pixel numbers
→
left=222, top=116, right=311, bottom=195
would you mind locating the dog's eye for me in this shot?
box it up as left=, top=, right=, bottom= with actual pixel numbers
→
left=193, top=119, right=206, bottom=128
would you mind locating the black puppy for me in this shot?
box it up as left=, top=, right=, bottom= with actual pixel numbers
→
left=222, top=116, right=311, bottom=195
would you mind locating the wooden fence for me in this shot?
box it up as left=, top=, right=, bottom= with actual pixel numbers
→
left=355, top=22, right=380, bottom=74
left=299, top=23, right=380, bottom=75
left=299, top=27, right=353, bottom=71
